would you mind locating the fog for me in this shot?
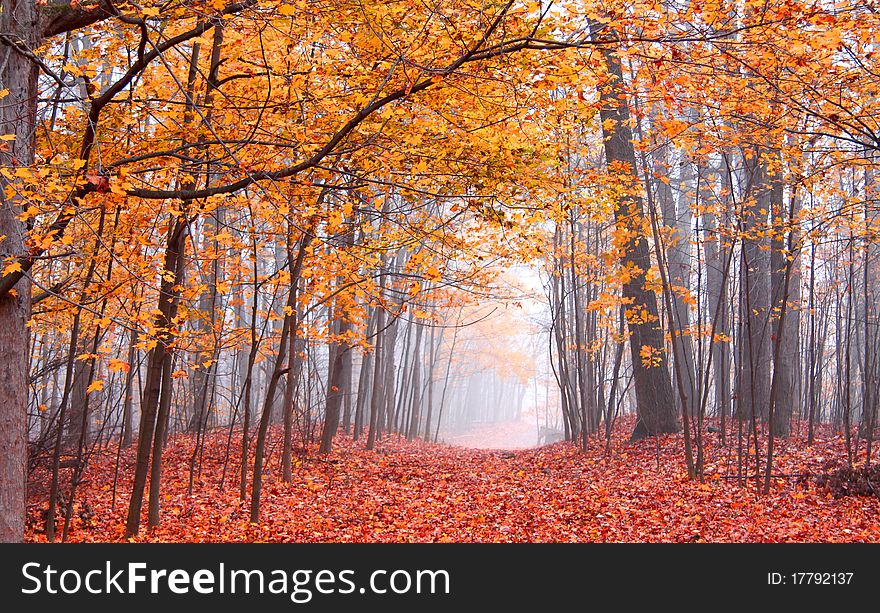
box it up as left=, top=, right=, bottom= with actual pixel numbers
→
left=431, top=265, right=565, bottom=450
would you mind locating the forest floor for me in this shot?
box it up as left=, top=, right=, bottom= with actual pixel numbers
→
left=26, top=416, right=880, bottom=542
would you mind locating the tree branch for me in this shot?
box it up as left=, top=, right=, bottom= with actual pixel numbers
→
left=0, top=0, right=257, bottom=298
left=40, top=1, right=114, bottom=39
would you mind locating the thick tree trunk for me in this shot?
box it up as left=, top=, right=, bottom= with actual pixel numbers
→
left=590, top=25, right=679, bottom=439
left=0, top=0, right=38, bottom=542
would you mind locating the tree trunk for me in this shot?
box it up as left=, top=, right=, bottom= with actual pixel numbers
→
left=736, top=149, right=772, bottom=424
left=252, top=226, right=312, bottom=517
left=319, top=316, right=350, bottom=453
left=365, top=302, right=386, bottom=450
left=121, top=328, right=138, bottom=448
left=770, top=177, right=801, bottom=437
left=407, top=319, right=425, bottom=440
left=668, top=148, right=697, bottom=415
left=125, top=219, right=188, bottom=537
left=353, top=326, right=373, bottom=440
left=423, top=324, right=440, bottom=440
left=66, top=358, right=90, bottom=447
left=590, top=23, right=679, bottom=439
left=0, top=0, right=38, bottom=542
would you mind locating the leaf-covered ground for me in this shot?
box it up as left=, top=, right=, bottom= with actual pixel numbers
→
left=26, top=418, right=880, bottom=542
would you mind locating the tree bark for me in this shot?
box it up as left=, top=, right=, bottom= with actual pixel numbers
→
left=590, top=23, right=679, bottom=439
left=406, top=318, right=425, bottom=440
left=125, top=219, right=188, bottom=537
left=252, top=225, right=312, bottom=518
left=0, top=0, right=38, bottom=542
left=770, top=178, right=801, bottom=437
left=736, top=149, right=772, bottom=424
left=319, top=314, right=351, bottom=453
left=365, top=302, right=386, bottom=450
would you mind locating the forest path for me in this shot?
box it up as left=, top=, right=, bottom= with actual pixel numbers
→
left=26, top=419, right=880, bottom=542
left=440, top=420, right=543, bottom=450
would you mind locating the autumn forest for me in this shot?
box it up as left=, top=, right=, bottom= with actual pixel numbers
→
left=1, top=0, right=879, bottom=544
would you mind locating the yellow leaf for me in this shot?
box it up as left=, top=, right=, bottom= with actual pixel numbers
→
left=328, top=210, right=343, bottom=229
left=16, top=206, right=39, bottom=221
left=108, top=358, right=130, bottom=374
left=2, top=260, right=22, bottom=275
left=86, top=380, right=105, bottom=394
left=0, top=134, right=15, bottom=141
left=278, top=4, right=296, bottom=15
